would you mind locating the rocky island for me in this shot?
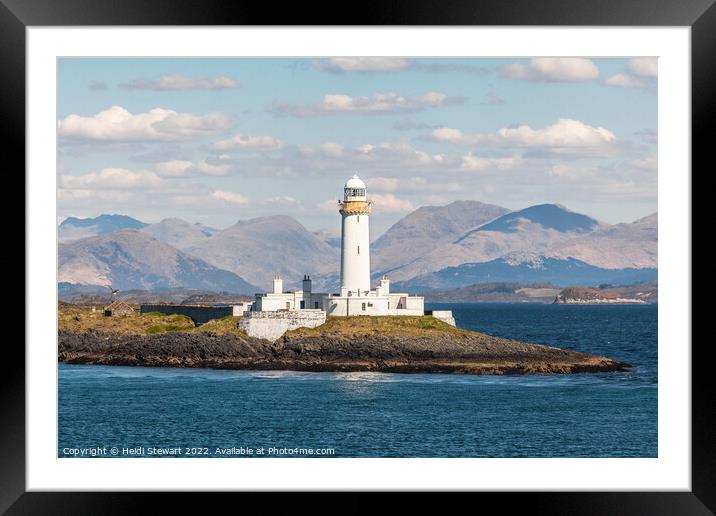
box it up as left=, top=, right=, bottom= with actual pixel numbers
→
left=553, top=286, right=648, bottom=304
left=58, top=305, right=629, bottom=375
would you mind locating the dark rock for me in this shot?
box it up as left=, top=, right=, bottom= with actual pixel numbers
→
left=58, top=329, right=630, bottom=376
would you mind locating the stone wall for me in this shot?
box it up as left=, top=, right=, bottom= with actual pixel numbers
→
left=140, top=304, right=234, bottom=325
left=239, top=310, right=326, bottom=341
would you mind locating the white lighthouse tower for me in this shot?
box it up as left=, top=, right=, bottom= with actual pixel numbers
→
left=339, top=174, right=372, bottom=296
left=244, top=173, right=439, bottom=327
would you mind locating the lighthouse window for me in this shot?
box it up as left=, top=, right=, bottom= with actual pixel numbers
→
left=345, top=188, right=365, bottom=197
left=361, top=303, right=366, bottom=311
left=357, top=245, right=360, bottom=255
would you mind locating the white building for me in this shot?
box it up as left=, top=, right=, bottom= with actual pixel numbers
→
left=253, top=274, right=327, bottom=311
left=248, top=175, right=427, bottom=317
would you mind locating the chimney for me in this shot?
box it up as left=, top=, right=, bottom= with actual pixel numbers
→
left=273, top=274, right=283, bottom=294
left=302, top=274, right=312, bottom=294
left=380, top=275, right=390, bottom=295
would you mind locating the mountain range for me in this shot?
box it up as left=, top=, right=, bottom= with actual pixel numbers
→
left=59, top=214, right=147, bottom=242
left=58, top=230, right=258, bottom=293
left=373, top=204, right=655, bottom=285
left=57, top=202, right=657, bottom=295
left=185, top=215, right=340, bottom=291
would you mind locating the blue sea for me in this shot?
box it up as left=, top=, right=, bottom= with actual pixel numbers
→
left=58, top=303, right=657, bottom=458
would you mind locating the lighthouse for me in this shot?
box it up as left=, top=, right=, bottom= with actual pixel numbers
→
left=245, top=174, right=435, bottom=325
left=339, top=175, right=372, bottom=296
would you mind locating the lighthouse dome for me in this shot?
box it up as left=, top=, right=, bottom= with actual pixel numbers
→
left=344, top=174, right=367, bottom=200
left=345, top=174, right=366, bottom=189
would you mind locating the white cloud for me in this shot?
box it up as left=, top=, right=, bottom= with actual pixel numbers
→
left=210, top=133, right=284, bottom=151
left=274, top=91, right=465, bottom=117
left=59, top=168, right=163, bottom=190
left=290, top=142, right=445, bottom=170
left=315, top=57, right=410, bottom=72
left=498, top=119, right=615, bottom=147
left=605, top=58, right=657, bottom=89
left=604, top=73, right=646, bottom=89
left=627, top=57, right=658, bottom=78
left=368, top=177, right=402, bottom=191
left=499, top=58, right=599, bottom=82
left=263, top=195, right=300, bottom=204
left=153, top=159, right=230, bottom=177
left=356, top=142, right=446, bottom=166
left=431, top=119, right=617, bottom=154
left=312, top=58, right=488, bottom=75
left=120, top=74, right=241, bottom=91
left=211, top=190, right=249, bottom=204
left=370, top=193, right=414, bottom=213
left=460, top=153, right=522, bottom=171
left=370, top=176, right=462, bottom=193
left=58, top=106, right=232, bottom=143
left=432, top=127, right=472, bottom=144
left=298, top=142, right=345, bottom=158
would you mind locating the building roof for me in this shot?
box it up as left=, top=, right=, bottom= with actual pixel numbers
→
left=345, top=174, right=365, bottom=189
left=104, top=299, right=134, bottom=312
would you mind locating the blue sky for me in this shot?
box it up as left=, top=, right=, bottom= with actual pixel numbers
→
left=57, top=57, right=657, bottom=236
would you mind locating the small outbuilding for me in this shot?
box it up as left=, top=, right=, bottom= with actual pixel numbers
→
left=103, top=299, right=135, bottom=317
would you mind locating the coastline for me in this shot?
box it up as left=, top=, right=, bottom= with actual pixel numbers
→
left=58, top=327, right=630, bottom=376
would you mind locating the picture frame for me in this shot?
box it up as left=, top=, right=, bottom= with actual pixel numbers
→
left=6, top=0, right=708, bottom=511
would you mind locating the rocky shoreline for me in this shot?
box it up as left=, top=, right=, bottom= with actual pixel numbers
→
left=58, top=329, right=630, bottom=376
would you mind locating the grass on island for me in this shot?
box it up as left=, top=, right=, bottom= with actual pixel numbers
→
left=58, top=305, right=247, bottom=336
left=59, top=305, right=470, bottom=338
left=285, top=315, right=471, bottom=338
left=194, top=315, right=245, bottom=335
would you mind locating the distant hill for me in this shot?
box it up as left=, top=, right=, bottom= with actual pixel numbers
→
left=423, top=282, right=561, bottom=303
left=59, top=214, right=147, bottom=242
left=548, top=212, right=657, bottom=269
left=398, top=254, right=657, bottom=291
left=58, top=287, right=253, bottom=304
left=592, top=281, right=658, bottom=304
left=57, top=205, right=656, bottom=293
left=58, top=230, right=258, bottom=293
left=381, top=204, right=607, bottom=283
left=455, top=203, right=600, bottom=242
left=312, top=229, right=342, bottom=249
left=141, top=218, right=219, bottom=249
left=372, top=200, right=510, bottom=274
left=554, top=283, right=656, bottom=304
left=186, top=215, right=340, bottom=291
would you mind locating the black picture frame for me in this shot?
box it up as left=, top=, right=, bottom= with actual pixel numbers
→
left=5, top=0, right=707, bottom=512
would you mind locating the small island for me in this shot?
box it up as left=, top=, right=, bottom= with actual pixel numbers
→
left=58, top=305, right=629, bottom=376
left=553, top=286, right=648, bottom=304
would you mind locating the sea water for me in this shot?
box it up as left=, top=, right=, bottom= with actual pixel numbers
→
left=58, top=303, right=657, bottom=457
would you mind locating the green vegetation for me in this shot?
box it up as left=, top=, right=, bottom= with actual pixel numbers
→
left=58, top=305, right=245, bottom=336
left=196, top=315, right=247, bottom=335
left=285, top=315, right=471, bottom=338
left=147, top=323, right=192, bottom=335
left=59, top=306, right=466, bottom=339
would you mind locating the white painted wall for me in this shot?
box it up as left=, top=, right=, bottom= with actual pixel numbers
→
left=430, top=310, right=456, bottom=326
left=239, top=310, right=326, bottom=341
left=340, top=212, right=371, bottom=294
left=324, top=293, right=425, bottom=317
